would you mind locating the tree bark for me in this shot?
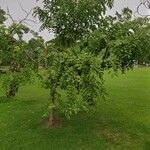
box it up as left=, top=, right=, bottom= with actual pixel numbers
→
left=48, top=107, right=56, bottom=126
left=48, top=89, right=57, bottom=126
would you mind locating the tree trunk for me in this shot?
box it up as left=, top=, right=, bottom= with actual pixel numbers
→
left=48, top=89, right=57, bottom=126
left=6, top=64, right=19, bottom=98
left=6, top=83, right=18, bottom=98
left=48, top=107, right=56, bottom=126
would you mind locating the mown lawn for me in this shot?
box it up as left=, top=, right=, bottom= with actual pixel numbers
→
left=0, top=68, right=150, bottom=150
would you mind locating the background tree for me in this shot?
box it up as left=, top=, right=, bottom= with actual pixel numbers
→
left=0, top=8, right=37, bottom=98
left=87, top=9, right=150, bottom=70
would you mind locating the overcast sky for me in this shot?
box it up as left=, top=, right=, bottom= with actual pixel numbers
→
left=0, top=0, right=149, bottom=41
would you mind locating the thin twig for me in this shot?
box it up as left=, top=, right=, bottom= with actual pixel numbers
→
left=135, top=0, right=150, bottom=17
left=6, top=7, right=15, bottom=23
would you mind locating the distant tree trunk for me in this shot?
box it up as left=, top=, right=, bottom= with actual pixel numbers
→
left=6, top=63, right=19, bottom=98
left=6, top=83, right=18, bottom=98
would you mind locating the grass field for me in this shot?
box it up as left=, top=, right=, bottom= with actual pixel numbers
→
left=0, top=68, right=150, bottom=150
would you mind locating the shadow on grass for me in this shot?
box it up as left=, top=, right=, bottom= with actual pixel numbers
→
left=20, top=99, right=38, bottom=105
left=0, top=96, right=15, bottom=104
left=144, top=141, right=150, bottom=150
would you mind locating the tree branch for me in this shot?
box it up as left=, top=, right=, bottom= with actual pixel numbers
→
left=6, top=3, right=37, bottom=36
left=135, top=0, right=150, bottom=17
left=6, top=7, right=15, bottom=23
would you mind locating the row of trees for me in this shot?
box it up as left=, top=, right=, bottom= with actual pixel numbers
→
left=0, top=0, right=150, bottom=126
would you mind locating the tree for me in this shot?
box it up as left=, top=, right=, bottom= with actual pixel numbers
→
left=34, top=1, right=150, bottom=126
left=34, top=0, right=115, bottom=125
left=0, top=8, right=36, bottom=98
left=87, top=9, right=150, bottom=70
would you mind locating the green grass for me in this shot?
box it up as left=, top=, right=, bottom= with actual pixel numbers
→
left=0, top=68, right=150, bottom=150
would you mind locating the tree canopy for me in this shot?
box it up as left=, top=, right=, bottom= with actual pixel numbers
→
left=34, top=0, right=114, bottom=46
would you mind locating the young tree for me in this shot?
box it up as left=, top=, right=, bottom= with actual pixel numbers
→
left=34, top=0, right=115, bottom=125
left=34, top=0, right=150, bottom=126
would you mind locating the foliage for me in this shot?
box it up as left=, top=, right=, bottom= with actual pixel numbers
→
left=39, top=44, right=106, bottom=118
left=0, top=7, right=6, bottom=24
left=34, top=0, right=114, bottom=46
left=85, top=10, right=150, bottom=71
left=34, top=0, right=150, bottom=122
